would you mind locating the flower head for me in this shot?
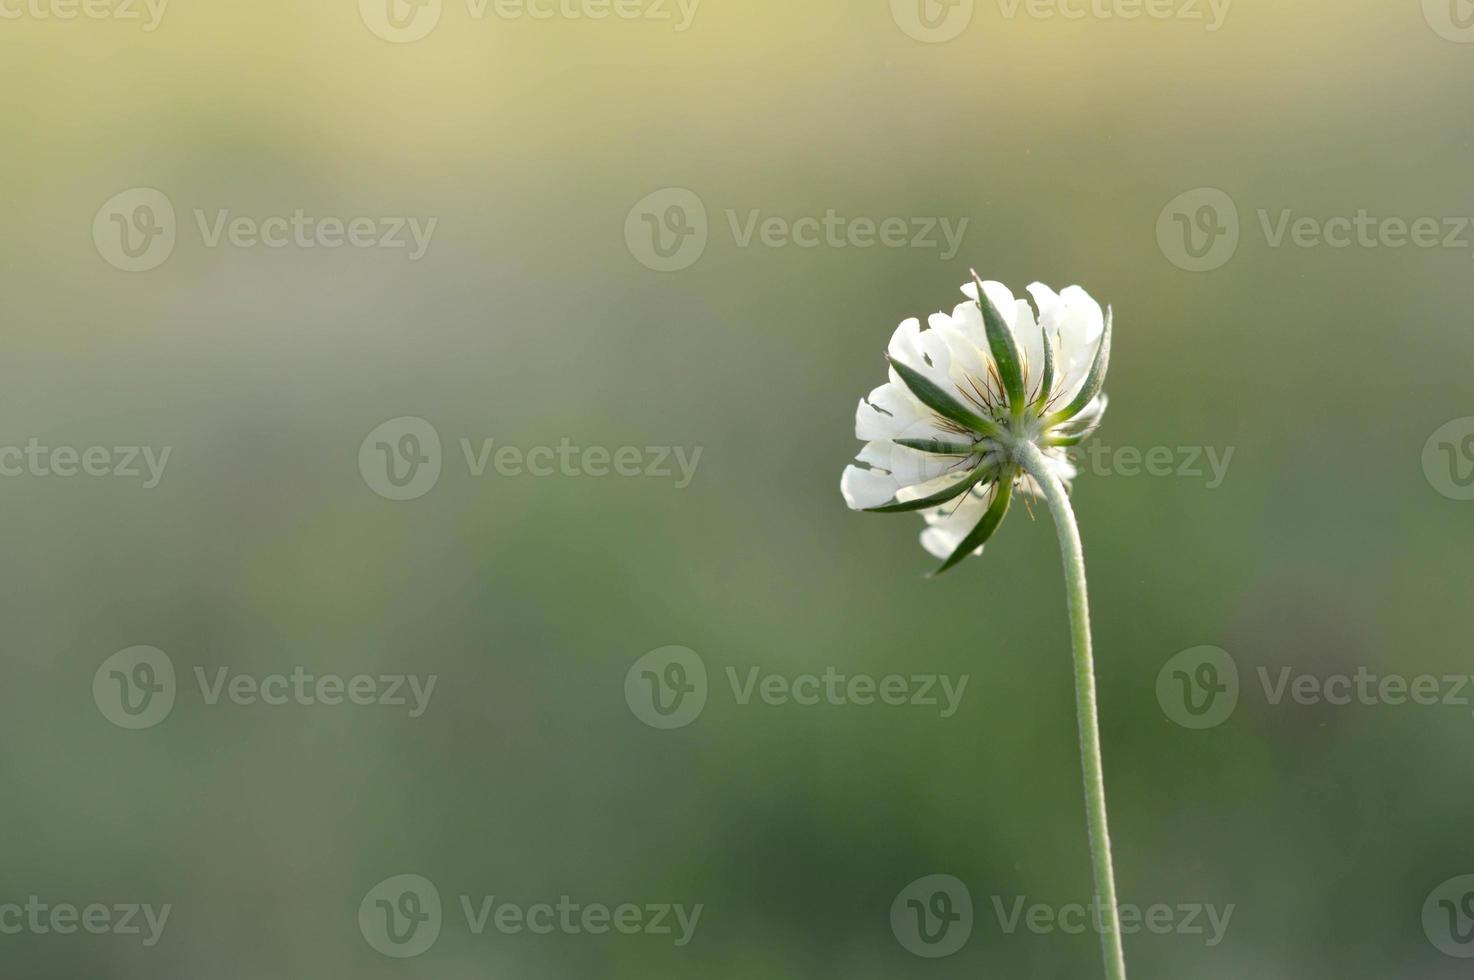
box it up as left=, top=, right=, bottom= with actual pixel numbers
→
left=840, top=272, right=1113, bottom=574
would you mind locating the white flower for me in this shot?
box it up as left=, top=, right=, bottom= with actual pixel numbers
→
left=840, top=274, right=1112, bottom=573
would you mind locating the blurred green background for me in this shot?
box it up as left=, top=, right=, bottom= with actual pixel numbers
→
left=4, top=0, right=1474, bottom=976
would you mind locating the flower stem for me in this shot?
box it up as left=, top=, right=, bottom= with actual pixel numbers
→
left=1015, top=441, right=1127, bottom=980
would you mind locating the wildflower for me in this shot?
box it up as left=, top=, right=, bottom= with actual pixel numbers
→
left=841, top=273, right=1111, bottom=573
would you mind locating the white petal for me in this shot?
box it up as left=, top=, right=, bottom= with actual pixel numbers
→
left=1012, top=298, right=1044, bottom=396
left=855, top=383, right=927, bottom=441
left=840, top=464, right=898, bottom=510
left=886, top=316, right=925, bottom=364
left=896, top=471, right=969, bottom=504
left=978, top=281, right=1019, bottom=331
left=1026, top=282, right=1063, bottom=332
left=948, top=299, right=987, bottom=350
left=1051, top=287, right=1106, bottom=407
left=919, top=483, right=995, bottom=559
left=1060, top=286, right=1105, bottom=346
left=932, top=318, right=993, bottom=393
left=865, top=440, right=961, bottom=488
left=886, top=316, right=954, bottom=394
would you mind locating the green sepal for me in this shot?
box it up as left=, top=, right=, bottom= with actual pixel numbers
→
left=930, top=476, right=1014, bottom=576
left=972, top=272, right=1026, bottom=418
left=887, top=357, right=1003, bottom=440
left=1035, top=324, right=1056, bottom=414
left=866, top=467, right=992, bottom=514
left=893, top=438, right=977, bottom=456
left=1047, top=306, right=1112, bottom=426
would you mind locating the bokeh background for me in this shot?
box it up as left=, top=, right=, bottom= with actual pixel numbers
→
left=3, top=0, right=1474, bottom=976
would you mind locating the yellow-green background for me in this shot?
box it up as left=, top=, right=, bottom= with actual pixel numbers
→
left=3, top=0, right=1473, bottom=976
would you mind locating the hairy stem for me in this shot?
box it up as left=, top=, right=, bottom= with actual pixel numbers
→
left=1015, top=441, right=1127, bottom=980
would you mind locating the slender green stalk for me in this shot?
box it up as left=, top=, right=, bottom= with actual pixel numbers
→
left=1015, top=441, right=1127, bottom=980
